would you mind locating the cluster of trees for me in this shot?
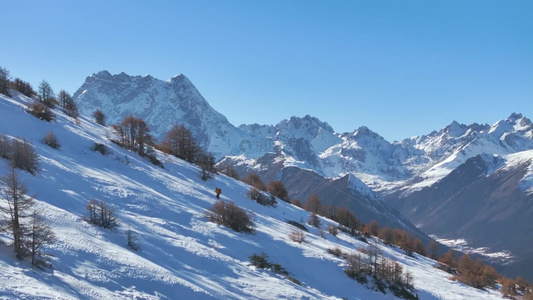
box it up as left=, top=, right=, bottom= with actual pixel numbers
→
left=90, top=111, right=216, bottom=175
left=0, top=66, right=79, bottom=123
left=0, top=134, right=39, bottom=175
left=206, top=200, right=255, bottom=233
left=249, top=252, right=300, bottom=285
left=85, top=199, right=118, bottom=229
left=0, top=167, right=55, bottom=267
left=112, top=116, right=153, bottom=157
left=344, top=245, right=417, bottom=299
left=438, top=249, right=533, bottom=296
left=247, top=187, right=277, bottom=206
left=376, top=226, right=428, bottom=257
left=296, top=192, right=363, bottom=236
left=110, top=115, right=164, bottom=168
left=58, top=90, right=78, bottom=118
left=500, top=276, right=533, bottom=299
left=156, top=124, right=216, bottom=178
left=84, top=199, right=141, bottom=251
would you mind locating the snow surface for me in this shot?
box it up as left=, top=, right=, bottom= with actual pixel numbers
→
left=433, top=237, right=514, bottom=263
left=0, top=92, right=506, bottom=299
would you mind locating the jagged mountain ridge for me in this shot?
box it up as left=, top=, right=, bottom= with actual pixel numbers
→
left=73, top=70, right=249, bottom=159
left=72, top=71, right=532, bottom=195
left=233, top=113, right=532, bottom=194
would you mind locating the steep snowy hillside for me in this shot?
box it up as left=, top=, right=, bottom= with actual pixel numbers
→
left=0, top=93, right=508, bottom=299
left=72, top=71, right=249, bottom=159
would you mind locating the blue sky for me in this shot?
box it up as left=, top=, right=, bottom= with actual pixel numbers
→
left=2, top=0, right=531, bottom=141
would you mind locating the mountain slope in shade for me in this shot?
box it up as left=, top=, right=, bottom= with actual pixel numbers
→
left=73, top=71, right=249, bottom=159
left=387, top=151, right=533, bottom=279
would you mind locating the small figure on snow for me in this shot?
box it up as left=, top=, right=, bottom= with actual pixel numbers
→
left=215, top=187, right=221, bottom=199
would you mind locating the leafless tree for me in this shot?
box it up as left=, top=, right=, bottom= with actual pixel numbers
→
left=86, top=199, right=118, bottom=229
left=27, top=210, right=55, bottom=267
left=267, top=180, right=289, bottom=202
left=11, top=78, right=35, bottom=97
left=126, top=227, right=140, bottom=251
left=304, top=194, right=322, bottom=214
left=37, top=80, right=55, bottom=108
left=93, top=109, right=106, bottom=125
left=0, top=167, right=34, bottom=259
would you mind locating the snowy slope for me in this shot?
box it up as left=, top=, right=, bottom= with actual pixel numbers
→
left=0, top=93, right=507, bottom=299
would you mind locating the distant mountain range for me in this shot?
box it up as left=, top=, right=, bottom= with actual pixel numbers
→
left=73, top=71, right=533, bottom=279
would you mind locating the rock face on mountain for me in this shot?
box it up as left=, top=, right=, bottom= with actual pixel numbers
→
left=73, top=71, right=248, bottom=158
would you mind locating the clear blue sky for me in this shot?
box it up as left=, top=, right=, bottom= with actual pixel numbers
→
left=2, top=1, right=532, bottom=141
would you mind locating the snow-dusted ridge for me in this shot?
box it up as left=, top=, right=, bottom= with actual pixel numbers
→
left=72, top=71, right=532, bottom=197
left=0, top=92, right=508, bottom=299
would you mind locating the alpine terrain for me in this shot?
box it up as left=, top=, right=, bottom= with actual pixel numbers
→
left=71, top=71, right=533, bottom=281
left=1, top=88, right=518, bottom=299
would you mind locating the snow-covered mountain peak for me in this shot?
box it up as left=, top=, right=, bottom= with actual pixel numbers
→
left=489, top=113, right=532, bottom=136
left=351, top=126, right=386, bottom=140
left=276, top=115, right=335, bottom=138
left=73, top=71, right=248, bottom=159
left=443, top=121, right=469, bottom=137
left=168, top=73, right=190, bottom=85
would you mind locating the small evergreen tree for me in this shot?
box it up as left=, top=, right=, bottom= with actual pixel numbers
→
left=126, top=227, right=140, bottom=251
